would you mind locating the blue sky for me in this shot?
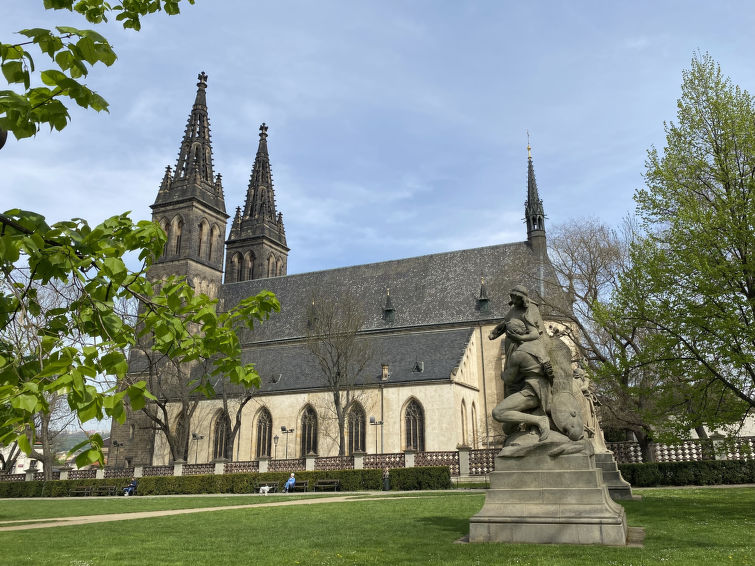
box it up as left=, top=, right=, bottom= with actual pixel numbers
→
left=3, top=1, right=754, bottom=275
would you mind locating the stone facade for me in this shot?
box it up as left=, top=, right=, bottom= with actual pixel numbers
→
left=111, top=73, right=570, bottom=466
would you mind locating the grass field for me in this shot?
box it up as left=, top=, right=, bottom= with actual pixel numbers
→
left=0, top=487, right=753, bottom=565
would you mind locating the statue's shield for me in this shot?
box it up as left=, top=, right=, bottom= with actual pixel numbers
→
left=551, top=391, right=584, bottom=441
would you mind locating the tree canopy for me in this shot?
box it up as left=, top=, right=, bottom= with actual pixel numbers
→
left=1, top=1, right=282, bottom=467
left=609, top=52, right=755, bottom=437
left=0, top=210, right=279, bottom=466
left=1, top=0, right=195, bottom=141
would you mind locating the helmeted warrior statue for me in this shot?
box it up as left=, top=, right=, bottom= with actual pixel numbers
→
left=488, top=285, right=586, bottom=456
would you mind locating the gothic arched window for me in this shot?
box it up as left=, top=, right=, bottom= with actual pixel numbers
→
left=159, top=218, right=169, bottom=257
left=405, top=399, right=425, bottom=451
left=244, top=252, right=255, bottom=281
left=347, top=404, right=366, bottom=454
left=173, top=217, right=183, bottom=255
left=209, top=225, right=220, bottom=262
left=300, top=406, right=318, bottom=456
left=256, top=408, right=272, bottom=458
left=230, top=253, right=242, bottom=283
left=213, top=411, right=231, bottom=460
left=267, top=254, right=275, bottom=278
left=197, top=220, right=208, bottom=259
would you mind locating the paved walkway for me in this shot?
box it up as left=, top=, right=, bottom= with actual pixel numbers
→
left=0, top=493, right=452, bottom=532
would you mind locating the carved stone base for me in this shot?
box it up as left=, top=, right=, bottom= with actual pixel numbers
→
left=469, top=447, right=628, bottom=546
left=594, top=452, right=640, bottom=501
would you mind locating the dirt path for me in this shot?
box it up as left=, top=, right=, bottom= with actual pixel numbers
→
left=0, top=494, right=436, bottom=532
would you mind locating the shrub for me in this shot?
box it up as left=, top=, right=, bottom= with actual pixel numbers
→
left=618, top=459, right=755, bottom=487
left=387, top=466, right=451, bottom=491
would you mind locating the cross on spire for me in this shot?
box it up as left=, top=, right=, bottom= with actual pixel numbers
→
left=259, top=123, right=268, bottom=139
left=527, top=130, right=532, bottom=158
left=197, top=71, right=208, bottom=86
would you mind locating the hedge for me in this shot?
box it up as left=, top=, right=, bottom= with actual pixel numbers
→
left=0, top=466, right=451, bottom=498
left=388, top=466, right=452, bottom=491
left=0, top=478, right=124, bottom=498
left=618, top=459, right=755, bottom=487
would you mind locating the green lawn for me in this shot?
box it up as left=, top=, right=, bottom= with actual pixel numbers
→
left=0, top=493, right=330, bottom=523
left=0, top=487, right=753, bottom=565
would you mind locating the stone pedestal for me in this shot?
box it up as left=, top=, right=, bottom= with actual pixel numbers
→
left=469, top=446, right=627, bottom=546
left=594, top=452, right=639, bottom=501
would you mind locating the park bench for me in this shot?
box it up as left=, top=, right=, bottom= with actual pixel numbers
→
left=254, top=481, right=279, bottom=494
left=95, top=485, right=118, bottom=496
left=292, top=480, right=309, bottom=492
left=313, top=479, right=340, bottom=492
left=69, top=486, right=92, bottom=496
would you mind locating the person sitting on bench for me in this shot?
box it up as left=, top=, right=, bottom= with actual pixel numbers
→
left=123, top=477, right=138, bottom=496
left=283, top=473, right=296, bottom=493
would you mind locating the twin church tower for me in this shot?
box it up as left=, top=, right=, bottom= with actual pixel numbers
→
left=149, top=72, right=289, bottom=297
left=148, top=72, right=547, bottom=291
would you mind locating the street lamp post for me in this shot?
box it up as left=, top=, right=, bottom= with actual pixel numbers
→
left=280, top=426, right=294, bottom=459
left=111, top=440, right=122, bottom=468
left=273, top=435, right=279, bottom=459
left=191, top=433, right=204, bottom=464
left=369, top=416, right=383, bottom=454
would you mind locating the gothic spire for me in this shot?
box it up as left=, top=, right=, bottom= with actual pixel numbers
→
left=153, top=72, right=226, bottom=216
left=173, top=72, right=213, bottom=182
left=236, top=124, right=286, bottom=247
left=243, top=123, right=278, bottom=220
left=524, top=140, right=546, bottom=250
left=224, top=123, right=289, bottom=282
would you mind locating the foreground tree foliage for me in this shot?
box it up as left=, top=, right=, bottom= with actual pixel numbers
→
left=0, top=2, right=280, bottom=471
left=0, top=210, right=279, bottom=466
left=1, top=0, right=195, bottom=140
left=544, top=54, right=753, bottom=451
left=609, top=53, right=755, bottom=438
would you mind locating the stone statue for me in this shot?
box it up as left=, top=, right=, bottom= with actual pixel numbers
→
left=573, top=365, right=609, bottom=453
left=488, top=285, right=586, bottom=456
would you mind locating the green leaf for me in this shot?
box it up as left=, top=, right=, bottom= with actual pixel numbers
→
left=2, top=61, right=26, bottom=85
left=11, top=393, right=40, bottom=414
left=17, top=432, right=31, bottom=455
left=75, top=447, right=102, bottom=468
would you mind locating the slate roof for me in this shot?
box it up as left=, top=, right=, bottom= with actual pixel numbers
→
left=234, top=327, right=475, bottom=394
left=222, top=240, right=563, bottom=344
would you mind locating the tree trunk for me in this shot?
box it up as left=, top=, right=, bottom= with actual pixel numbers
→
left=635, top=429, right=655, bottom=462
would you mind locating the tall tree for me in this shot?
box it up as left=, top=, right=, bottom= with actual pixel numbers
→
left=0, top=2, right=283, bottom=469
left=543, top=218, right=663, bottom=457
left=305, top=292, right=373, bottom=456
left=612, top=52, right=755, bottom=437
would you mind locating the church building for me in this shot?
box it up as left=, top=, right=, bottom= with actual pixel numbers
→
left=111, top=73, right=569, bottom=466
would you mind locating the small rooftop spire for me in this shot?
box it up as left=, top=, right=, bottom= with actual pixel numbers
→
left=383, top=288, right=395, bottom=323
left=478, top=276, right=489, bottom=301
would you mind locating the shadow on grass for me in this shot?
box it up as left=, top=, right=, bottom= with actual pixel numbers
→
left=416, top=515, right=470, bottom=536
